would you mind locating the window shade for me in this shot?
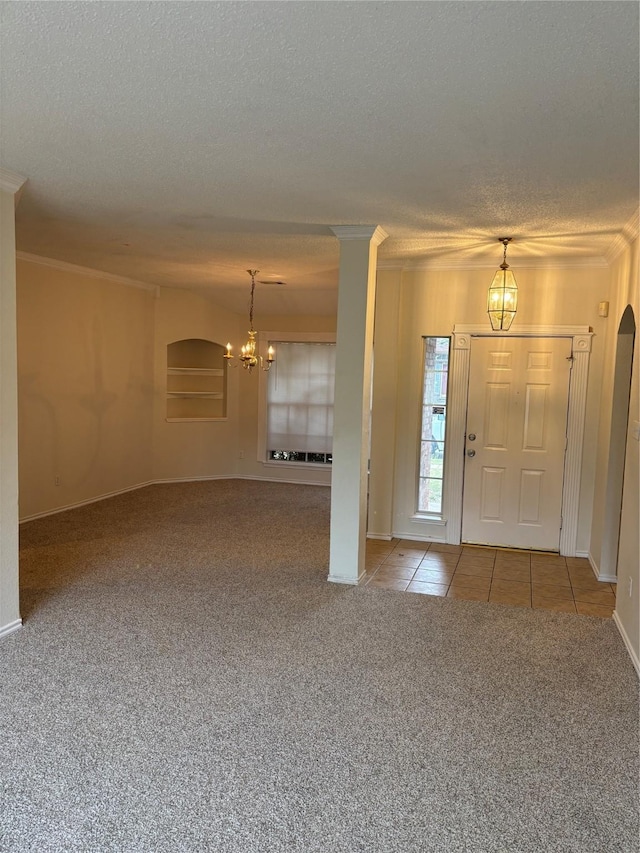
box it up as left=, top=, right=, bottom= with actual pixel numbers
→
left=267, top=342, right=336, bottom=454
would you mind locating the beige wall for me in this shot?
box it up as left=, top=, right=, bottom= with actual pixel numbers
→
left=152, top=286, right=241, bottom=482
left=0, top=189, right=21, bottom=634
left=17, top=260, right=156, bottom=519
left=590, top=235, right=639, bottom=664
left=370, top=264, right=610, bottom=551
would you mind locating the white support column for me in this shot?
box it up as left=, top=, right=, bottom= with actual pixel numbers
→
left=0, top=169, right=27, bottom=639
left=328, top=225, right=388, bottom=584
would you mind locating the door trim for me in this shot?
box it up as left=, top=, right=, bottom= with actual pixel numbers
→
left=446, top=325, right=593, bottom=556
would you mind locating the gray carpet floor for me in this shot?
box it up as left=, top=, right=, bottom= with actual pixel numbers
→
left=2, top=480, right=639, bottom=852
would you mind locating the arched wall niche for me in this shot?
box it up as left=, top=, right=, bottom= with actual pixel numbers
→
left=166, top=338, right=227, bottom=421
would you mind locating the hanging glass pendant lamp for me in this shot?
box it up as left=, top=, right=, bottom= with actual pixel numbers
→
left=487, top=237, right=518, bottom=331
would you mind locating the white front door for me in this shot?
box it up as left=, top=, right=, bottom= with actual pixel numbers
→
left=461, top=337, right=572, bottom=551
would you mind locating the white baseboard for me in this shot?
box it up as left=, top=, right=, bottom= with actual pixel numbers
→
left=574, top=550, right=589, bottom=559
left=19, top=480, right=156, bottom=523
left=613, top=611, right=640, bottom=677
left=587, top=552, right=618, bottom=583
left=150, top=475, right=232, bottom=485
left=367, top=533, right=393, bottom=541
left=327, top=573, right=362, bottom=586
left=236, top=474, right=331, bottom=487
left=0, top=618, right=22, bottom=640
left=19, top=475, right=329, bottom=523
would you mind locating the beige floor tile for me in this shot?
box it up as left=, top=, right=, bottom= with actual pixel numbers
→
left=413, top=567, right=456, bottom=584
left=570, top=576, right=609, bottom=592
left=494, top=554, right=531, bottom=567
left=495, top=548, right=532, bottom=559
left=406, top=581, right=449, bottom=596
left=565, top=557, right=591, bottom=568
left=450, top=573, right=491, bottom=591
left=454, top=562, right=494, bottom=578
left=367, top=576, right=411, bottom=592
left=366, top=544, right=395, bottom=556
left=365, top=555, right=386, bottom=568
left=575, top=602, right=613, bottom=618
left=491, top=579, right=531, bottom=594
left=489, top=589, right=532, bottom=607
left=533, top=599, right=577, bottom=614
left=429, top=543, right=463, bottom=555
left=382, top=554, right=423, bottom=568
left=456, top=557, right=495, bottom=571
left=420, top=553, right=460, bottom=567
left=531, top=554, right=567, bottom=569
left=532, top=583, right=574, bottom=602
left=531, top=567, right=571, bottom=587
left=462, top=546, right=497, bottom=557
left=373, top=565, right=416, bottom=580
left=390, top=548, right=427, bottom=560
left=396, top=539, right=427, bottom=549
left=492, top=565, right=531, bottom=582
left=572, top=588, right=616, bottom=606
left=569, top=569, right=604, bottom=588
left=447, top=585, right=490, bottom=602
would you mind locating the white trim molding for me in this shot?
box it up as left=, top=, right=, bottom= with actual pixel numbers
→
left=0, top=168, right=27, bottom=195
left=613, top=611, right=640, bottom=678
left=448, top=325, right=593, bottom=556
left=330, top=225, right=389, bottom=246
left=0, top=618, right=23, bottom=640
left=377, top=256, right=609, bottom=272
left=16, top=252, right=159, bottom=294
left=605, top=207, right=640, bottom=265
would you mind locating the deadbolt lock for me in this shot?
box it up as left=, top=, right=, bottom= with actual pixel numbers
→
left=468, top=433, right=476, bottom=441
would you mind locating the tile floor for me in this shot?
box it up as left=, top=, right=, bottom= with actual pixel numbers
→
left=363, top=539, right=616, bottom=618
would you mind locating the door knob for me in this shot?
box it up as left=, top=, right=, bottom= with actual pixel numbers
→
left=467, top=449, right=476, bottom=457
left=468, top=433, right=476, bottom=441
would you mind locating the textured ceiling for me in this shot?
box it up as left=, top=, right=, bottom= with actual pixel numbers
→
left=1, top=1, right=638, bottom=314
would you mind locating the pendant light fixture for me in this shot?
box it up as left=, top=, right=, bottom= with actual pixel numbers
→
left=487, top=237, right=518, bottom=331
left=224, top=270, right=274, bottom=372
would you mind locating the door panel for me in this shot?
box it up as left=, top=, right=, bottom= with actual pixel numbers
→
left=461, top=337, right=572, bottom=551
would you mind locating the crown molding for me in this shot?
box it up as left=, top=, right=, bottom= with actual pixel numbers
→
left=16, top=252, right=159, bottom=294
left=330, top=225, right=389, bottom=245
left=0, top=168, right=27, bottom=195
left=605, top=207, right=640, bottom=264
left=377, top=255, right=609, bottom=272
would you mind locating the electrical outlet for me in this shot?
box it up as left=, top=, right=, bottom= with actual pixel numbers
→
left=54, top=476, right=60, bottom=486
left=628, top=576, right=633, bottom=598
left=238, top=450, right=244, bottom=459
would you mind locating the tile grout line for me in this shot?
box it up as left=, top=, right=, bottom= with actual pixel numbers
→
left=365, top=541, right=613, bottom=617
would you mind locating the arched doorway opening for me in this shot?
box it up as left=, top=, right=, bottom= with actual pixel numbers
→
left=599, top=305, right=636, bottom=580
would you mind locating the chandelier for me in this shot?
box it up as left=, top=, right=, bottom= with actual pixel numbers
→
left=224, top=270, right=274, bottom=372
left=487, top=237, right=518, bottom=331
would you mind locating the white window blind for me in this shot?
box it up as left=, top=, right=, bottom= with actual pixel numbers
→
left=267, top=342, right=336, bottom=454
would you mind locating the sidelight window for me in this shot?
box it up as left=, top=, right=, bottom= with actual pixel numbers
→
left=417, top=337, right=450, bottom=514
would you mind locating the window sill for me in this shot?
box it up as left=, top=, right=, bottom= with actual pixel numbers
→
left=410, top=514, right=446, bottom=525
left=261, top=460, right=332, bottom=470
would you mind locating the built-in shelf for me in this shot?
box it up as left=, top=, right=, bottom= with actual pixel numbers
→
left=166, top=339, right=227, bottom=420
left=167, top=367, right=224, bottom=375
left=166, top=391, right=224, bottom=398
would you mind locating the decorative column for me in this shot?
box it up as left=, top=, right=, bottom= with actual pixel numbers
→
left=0, top=168, right=27, bottom=639
left=328, top=225, right=388, bottom=584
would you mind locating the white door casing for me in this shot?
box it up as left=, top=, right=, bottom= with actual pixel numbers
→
left=461, top=337, right=572, bottom=551
left=446, top=326, right=592, bottom=556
